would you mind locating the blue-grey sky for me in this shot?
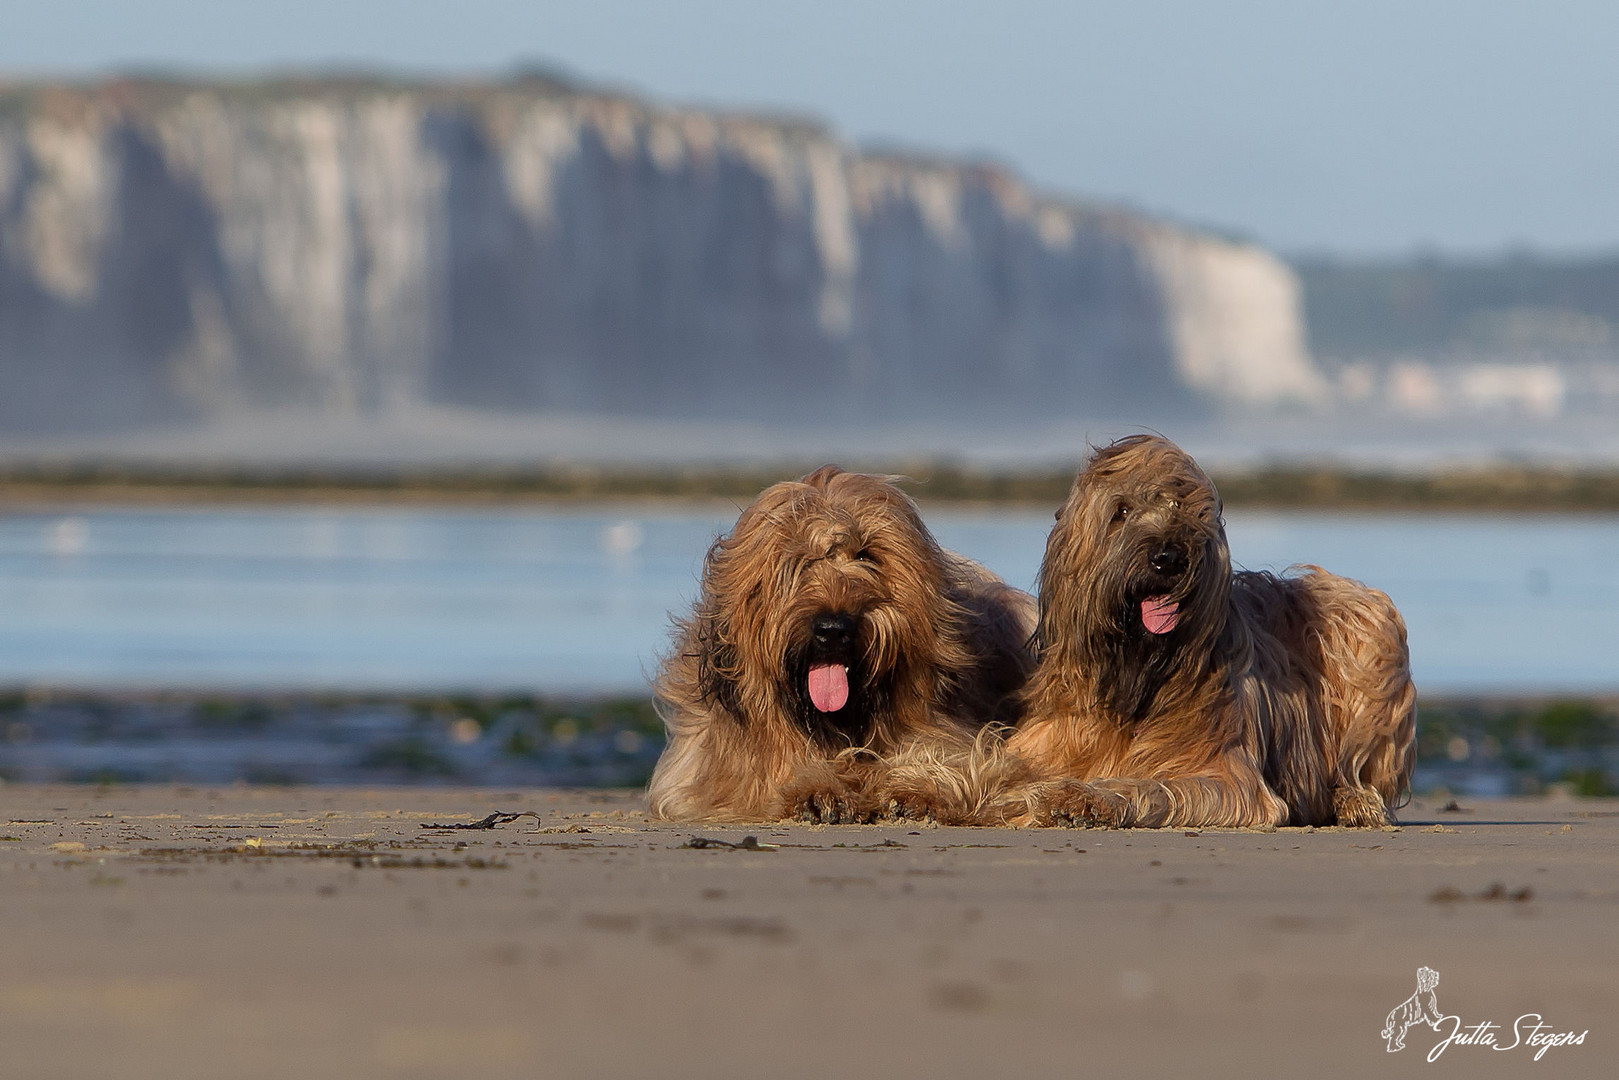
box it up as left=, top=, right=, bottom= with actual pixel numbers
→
left=6, top=0, right=1616, bottom=257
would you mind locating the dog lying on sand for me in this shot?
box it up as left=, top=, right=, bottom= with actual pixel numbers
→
left=646, top=466, right=1035, bottom=823
left=1002, top=434, right=1415, bottom=828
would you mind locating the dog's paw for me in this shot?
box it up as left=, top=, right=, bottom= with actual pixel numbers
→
left=1035, top=782, right=1132, bottom=828
left=784, top=784, right=871, bottom=825
left=1333, top=785, right=1392, bottom=828
left=882, top=793, right=941, bottom=823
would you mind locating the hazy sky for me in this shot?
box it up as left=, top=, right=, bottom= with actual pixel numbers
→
left=6, top=0, right=1617, bottom=257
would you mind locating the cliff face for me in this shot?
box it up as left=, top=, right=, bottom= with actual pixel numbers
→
left=0, top=77, right=1323, bottom=432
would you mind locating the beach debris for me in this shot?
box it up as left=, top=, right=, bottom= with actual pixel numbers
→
left=419, top=811, right=543, bottom=831
left=681, top=835, right=778, bottom=851
left=1479, top=882, right=1533, bottom=901
left=1429, top=882, right=1533, bottom=904
left=1439, top=799, right=1468, bottom=812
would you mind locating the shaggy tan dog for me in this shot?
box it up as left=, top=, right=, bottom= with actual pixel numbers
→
left=647, top=466, right=1036, bottom=823
left=1005, top=434, right=1414, bottom=828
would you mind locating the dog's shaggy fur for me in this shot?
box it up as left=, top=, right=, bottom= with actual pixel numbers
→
left=646, top=466, right=1036, bottom=823
left=1003, top=434, right=1414, bottom=828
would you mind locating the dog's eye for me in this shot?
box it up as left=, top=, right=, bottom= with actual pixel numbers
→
left=852, top=549, right=877, bottom=564
left=1112, top=505, right=1130, bottom=523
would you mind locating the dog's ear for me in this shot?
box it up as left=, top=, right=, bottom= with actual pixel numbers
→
left=1033, top=477, right=1088, bottom=659
left=693, top=607, right=744, bottom=724
left=1030, top=592, right=1057, bottom=657
left=690, top=532, right=749, bottom=724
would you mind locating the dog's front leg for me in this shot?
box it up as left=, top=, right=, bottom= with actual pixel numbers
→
left=778, top=762, right=879, bottom=824
left=1029, top=763, right=1288, bottom=828
left=1024, top=779, right=1136, bottom=827
left=1085, top=772, right=1287, bottom=828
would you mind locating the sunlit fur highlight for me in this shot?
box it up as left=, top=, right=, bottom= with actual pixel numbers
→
left=1004, top=434, right=1415, bottom=829
left=647, top=466, right=1036, bottom=823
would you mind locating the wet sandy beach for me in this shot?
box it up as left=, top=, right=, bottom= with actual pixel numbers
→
left=2, top=786, right=1613, bottom=1078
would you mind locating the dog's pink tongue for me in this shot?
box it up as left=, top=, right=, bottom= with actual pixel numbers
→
left=808, top=663, right=849, bottom=713
left=1141, top=596, right=1179, bottom=635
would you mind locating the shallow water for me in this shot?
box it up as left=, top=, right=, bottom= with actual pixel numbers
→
left=0, top=505, right=1614, bottom=695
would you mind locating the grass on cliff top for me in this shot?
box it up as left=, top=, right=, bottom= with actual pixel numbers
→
left=5, top=461, right=1619, bottom=511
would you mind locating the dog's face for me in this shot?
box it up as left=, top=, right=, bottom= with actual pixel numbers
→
left=1039, top=434, right=1231, bottom=719
left=695, top=466, right=958, bottom=745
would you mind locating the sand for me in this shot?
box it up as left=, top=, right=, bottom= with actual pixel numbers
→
left=1, top=785, right=1613, bottom=1079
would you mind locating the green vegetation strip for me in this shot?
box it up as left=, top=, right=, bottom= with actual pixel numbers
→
left=7, top=463, right=1619, bottom=511
left=1418, top=698, right=1619, bottom=797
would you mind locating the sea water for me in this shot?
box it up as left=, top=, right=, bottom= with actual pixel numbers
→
left=0, top=505, right=1614, bottom=695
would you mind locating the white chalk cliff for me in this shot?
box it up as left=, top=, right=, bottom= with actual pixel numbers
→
left=0, top=75, right=1325, bottom=432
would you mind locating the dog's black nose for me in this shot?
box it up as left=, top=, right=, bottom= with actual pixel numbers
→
left=1149, top=545, right=1188, bottom=576
left=812, top=614, right=856, bottom=646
